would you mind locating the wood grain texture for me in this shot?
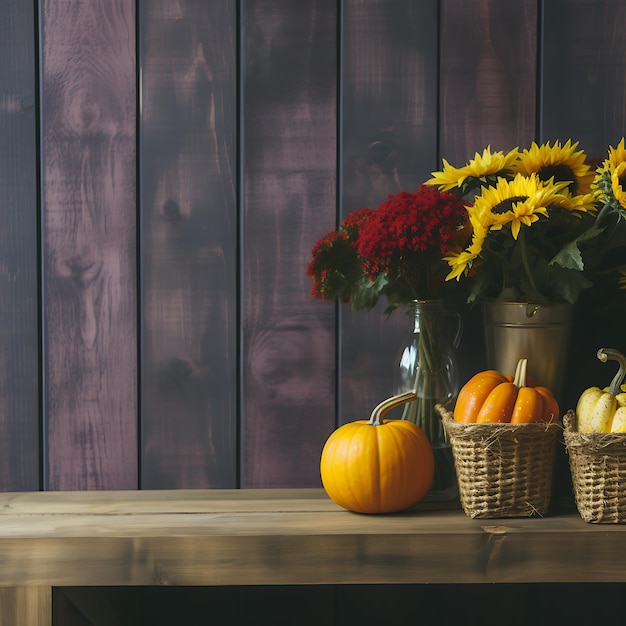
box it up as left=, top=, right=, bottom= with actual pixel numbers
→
left=541, top=0, right=626, bottom=158
left=1, top=489, right=626, bottom=587
left=0, top=1, right=40, bottom=490
left=339, top=0, right=439, bottom=424
left=139, top=1, right=238, bottom=489
left=4, top=0, right=626, bottom=505
left=541, top=0, right=626, bottom=415
left=439, top=0, right=537, bottom=163
left=436, top=0, right=539, bottom=397
left=242, top=0, right=338, bottom=487
left=0, top=488, right=333, bottom=514
left=0, top=587, right=51, bottom=626
left=41, top=0, right=138, bottom=490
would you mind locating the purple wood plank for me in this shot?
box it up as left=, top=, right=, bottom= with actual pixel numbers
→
left=436, top=0, right=538, bottom=385
left=541, top=0, right=626, bottom=412
left=340, top=0, right=439, bottom=423
left=542, top=0, right=626, bottom=157
left=439, top=0, right=537, bottom=163
left=0, top=1, right=40, bottom=490
left=41, top=0, right=138, bottom=490
left=242, top=0, right=338, bottom=487
left=139, top=0, right=238, bottom=488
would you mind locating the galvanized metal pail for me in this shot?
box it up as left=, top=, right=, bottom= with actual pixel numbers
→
left=482, top=301, right=573, bottom=402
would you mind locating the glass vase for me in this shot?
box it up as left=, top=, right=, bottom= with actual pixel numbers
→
left=393, top=299, right=463, bottom=501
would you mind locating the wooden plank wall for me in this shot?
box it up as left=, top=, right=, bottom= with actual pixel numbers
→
left=41, top=0, right=138, bottom=491
left=241, top=0, right=338, bottom=487
left=0, top=0, right=625, bottom=492
left=139, top=0, right=238, bottom=489
left=0, top=1, right=39, bottom=491
left=339, top=0, right=438, bottom=425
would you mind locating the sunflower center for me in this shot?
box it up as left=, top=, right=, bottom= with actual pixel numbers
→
left=619, top=175, right=626, bottom=192
left=492, top=196, right=527, bottom=214
left=539, top=164, right=577, bottom=193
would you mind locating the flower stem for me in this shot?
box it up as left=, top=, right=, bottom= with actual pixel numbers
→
left=399, top=301, right=457, bottom=495
left=519, top=227, right=539, bottom=298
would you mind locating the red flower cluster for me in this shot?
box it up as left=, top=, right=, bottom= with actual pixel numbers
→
left=307, top=186, right=469, bottom=309
left=356, top=185, right=470, bottom=301
left=307, top=208, right=374, bottom=300
left=359, top=186, right=467, bottom=263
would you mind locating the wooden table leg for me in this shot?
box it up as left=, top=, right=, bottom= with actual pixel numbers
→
left=0, top=587, right=52, bottom=626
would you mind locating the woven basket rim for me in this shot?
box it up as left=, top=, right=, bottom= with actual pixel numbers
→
left=563, top=408, right=626, bottom=453
left=437, top=404, right=562, bottom=434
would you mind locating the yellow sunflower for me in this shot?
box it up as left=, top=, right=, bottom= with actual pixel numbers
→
left=445, top=173, right=574, bottom=283
left=444, top=216, right=487, bottom=280
left=597, top=137, right=626, bottom=175
left=591, top=138, right=626, bottom=212
left=473, top=173, right=569, bottom=239
left=611, top=162, right=626, bottom=209
left=512, top=139, right=594, bottom=196
left=426, top=146, right=520, bottom=192
left=557, top=191, right=598, bottom=215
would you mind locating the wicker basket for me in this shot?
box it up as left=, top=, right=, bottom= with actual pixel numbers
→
left=563, top=409, right=626, bottom=523
left=439, top=406, right=561, bottom=519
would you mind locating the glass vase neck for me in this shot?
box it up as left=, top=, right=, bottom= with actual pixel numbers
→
left=406, top=300, right=462, bottom=350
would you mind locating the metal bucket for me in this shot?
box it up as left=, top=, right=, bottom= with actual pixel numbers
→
left=482, top=301, right=573, bottom=402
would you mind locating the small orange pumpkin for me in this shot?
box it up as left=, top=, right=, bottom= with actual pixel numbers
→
left=453, top=359, right=559, bottom=424
left=320, top=392, right=434, bottom=514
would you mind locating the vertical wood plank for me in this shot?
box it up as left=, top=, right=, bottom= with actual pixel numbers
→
left=541, top=0, right=626, bottom=413
left=340, top=0, right=439, bottom=423
left=139, top=1, right=238, bottom=488
left=0, top=1, right=40, bottom=490
left=437, top=0, right=538, bottom=386
left=541, top=0, right=626, bottom=158
left=439, top=0, right=537, bottom=163
left=41, top=0, right=138, bottom=490
left=242, top=0, right=338, bottom=487
left=0, top=587, right=51, bottom=626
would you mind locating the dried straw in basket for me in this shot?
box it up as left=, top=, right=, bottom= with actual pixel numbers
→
left=563, top=409, right=626, bottom=523
left=438, top=405, right=561, bottom=519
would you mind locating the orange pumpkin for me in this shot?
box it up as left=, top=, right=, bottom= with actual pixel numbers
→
left=453, top=359, right=559, bottom=424
left=320, top=392, right=434, bottom=514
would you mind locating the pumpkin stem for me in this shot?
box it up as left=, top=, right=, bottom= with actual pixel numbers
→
left=512, top=358, right=528, bottom=388
left=597, top=348, right=626, bottom=396
left=369, top=391, right=417, bottom=426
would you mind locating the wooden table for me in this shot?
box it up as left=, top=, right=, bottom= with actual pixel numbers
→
left=1, top=488, right=626, bottom=625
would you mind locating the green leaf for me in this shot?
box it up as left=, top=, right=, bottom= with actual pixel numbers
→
left=551, top=241, right=584, bottom=271
left=349, top=274, right=388, bottom=311
left=550, top=224, right=605, bottom=271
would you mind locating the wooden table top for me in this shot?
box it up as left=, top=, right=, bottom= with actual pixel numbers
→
left=0, top=488, right=624, bottom=587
